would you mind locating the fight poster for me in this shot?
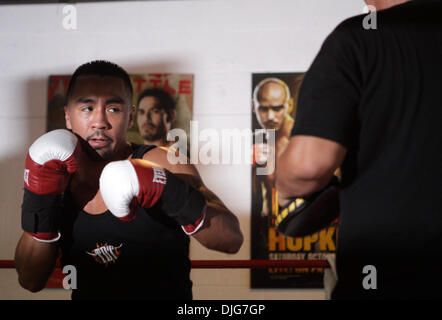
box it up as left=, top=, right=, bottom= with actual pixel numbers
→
left=251, top=73, right=337, bottom=288
left=47, top=73, right=194, bottom=148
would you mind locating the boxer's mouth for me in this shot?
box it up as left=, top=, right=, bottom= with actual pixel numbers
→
left=87, top=136, right=112, bottom=148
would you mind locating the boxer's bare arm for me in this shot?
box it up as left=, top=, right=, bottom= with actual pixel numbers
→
left=176, top=176, right=243, bottom=254
left=143, top=148, right=243, bottom=254
left=15, top=232, right=59, bottom=292
left=276, top=135, right=346, bottom=205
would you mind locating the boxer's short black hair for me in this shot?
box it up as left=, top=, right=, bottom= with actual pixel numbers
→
left=137, top=87, right=176, bottom=118
left=66, top=60, right=133, bottom=106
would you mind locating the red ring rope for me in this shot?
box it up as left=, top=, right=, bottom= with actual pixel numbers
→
left=191, top=259, right=330, bottom=268
left=0, top=259, right=330, bottom=269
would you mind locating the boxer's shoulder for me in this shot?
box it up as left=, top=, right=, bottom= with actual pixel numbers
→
left=139, top=146, right=198, bottom=177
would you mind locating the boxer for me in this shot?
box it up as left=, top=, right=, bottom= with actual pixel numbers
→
left=15, top=60, right=243, bottom=299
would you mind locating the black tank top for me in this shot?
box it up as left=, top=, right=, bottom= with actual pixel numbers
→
left=59, top=144, right=192, bottom=300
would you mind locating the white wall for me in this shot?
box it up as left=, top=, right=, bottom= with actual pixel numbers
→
left=0, top=0, right=362, bottom=300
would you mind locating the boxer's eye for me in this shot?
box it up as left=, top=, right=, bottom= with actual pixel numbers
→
left=108, top=107, right=121, bottom=113
left=81, top=106, right=93, bottom=112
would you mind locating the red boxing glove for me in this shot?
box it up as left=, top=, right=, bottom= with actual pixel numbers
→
left=100, top=159, right=206, bottom=235
left=24, top=129, right=81, bottom=195
left=22, top=129, right=82, bottom=242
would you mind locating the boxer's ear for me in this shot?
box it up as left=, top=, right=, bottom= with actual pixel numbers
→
left=128, top=105, right=135, bottom=128
left=64, top=106, right=72, bottom=130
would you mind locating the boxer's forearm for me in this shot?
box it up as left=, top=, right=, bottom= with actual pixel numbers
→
left=14, top=232, right=58, bottom=292
left=192, top=203, right=243, bottom=254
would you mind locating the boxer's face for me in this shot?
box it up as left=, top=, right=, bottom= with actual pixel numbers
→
left=255, top=82, right=288, bottom=131
left=65, top=75, right=134, bottom=160
left=136, top=96, right=168, bottom=142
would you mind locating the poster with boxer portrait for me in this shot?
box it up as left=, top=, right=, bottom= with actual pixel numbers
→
left=47, top=73, right=194, bottom=147
left=45, top=73, right=194, bottom=288
left=251, top=72, right=337, bottom=288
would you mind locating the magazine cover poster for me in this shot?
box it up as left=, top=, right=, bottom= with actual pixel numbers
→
left=47, top=73, right=193, bottom=149
left=251, top=72, right=337, bottom=288
left=127, top=73, right=193, bottom=148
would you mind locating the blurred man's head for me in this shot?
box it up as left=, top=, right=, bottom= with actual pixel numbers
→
left=136, top=88, right=176, bottom=145
left=364, top=0, right=410, bottom=11
left=253, top=78, right=291, bottom=131
left=64, top=60, right=134, bottom=160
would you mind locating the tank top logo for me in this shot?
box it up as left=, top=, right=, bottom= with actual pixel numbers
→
left=153, top=167, right=167, bottom=184
left=86, top=242, right=123, bottom=266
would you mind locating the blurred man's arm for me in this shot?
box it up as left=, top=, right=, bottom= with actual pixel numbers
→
left=276, top=135, right=346, bottom=206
